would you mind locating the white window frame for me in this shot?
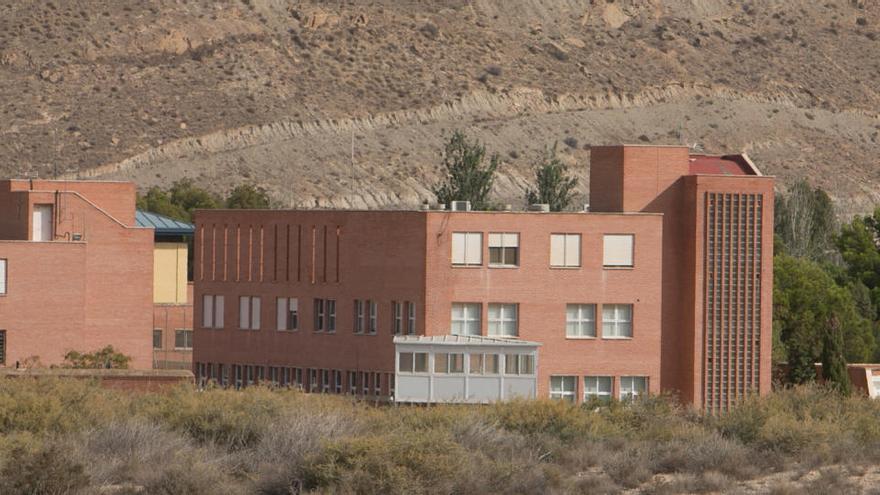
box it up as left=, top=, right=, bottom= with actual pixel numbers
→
left=368, top=300, right=378, bottom=334
left=434, top=353, right=465, bottom=374
left=602, top=304, right=633, bottom=339
left=603, top=234, right=634, bottom=268
left=488, top=303, right=518, bottom=337
left=353, top=299, right=365, bottom=334
left=203, top=294, right=225, bottom=329
left=406, top=301, right=416, bottom=335
left=0, top=259, right=6, bottom=295
left=452, top=232, right=483, bottom=266
left=321, top=369, right=330, bottom=393
left=566, top=304, right=597, bottom=338
left=314, top=299, right=325, bottom=331
left=276, top=297, right=299, bottom=331
left=327, top=299, right=336, bottom=332
left=348, top=371, right=357, bottom=394
left=550, top=233, right=581, bottom=268
left=392, top=301, right=403, bottom=335
left=239, top=296, right=261, bottom=330
left=398, top=352, right=429, bottom=373
left=504, top=354, right=535, bottom=375
left=620, top=376, right=648, bottom=401
left=468, top=353, right=500, bottom=375
left=550, top=376, right=577, bottom=402
left=335, top=370, right=343, bottom=394
left=174, top=328, right=193, bottom=350
left=584, top=376, right=613, bottom=402
left=373, top=372, right=381, bottom=396
left=451, top=303, right=481, bottom=336
left=488, top=233, right=519, bottom=267
left=152, top=329, right=162, bottom=350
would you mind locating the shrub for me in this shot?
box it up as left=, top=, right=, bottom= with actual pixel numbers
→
left=0, top=444, right=90, bottom=495
left=489, top=399, right=616, bottom=441
left=62, top=345, right=131, bottom=369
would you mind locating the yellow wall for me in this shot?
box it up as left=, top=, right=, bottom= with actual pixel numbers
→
left=154, top=242, right=187, bottom=304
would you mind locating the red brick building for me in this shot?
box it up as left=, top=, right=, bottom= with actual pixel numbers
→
left=0, top=180, right=154, bottom=368
left=192, top=145, right=774, bottom=410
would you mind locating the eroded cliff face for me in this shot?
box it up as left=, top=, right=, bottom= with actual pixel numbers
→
left=2, top=0, right=878, bottom=215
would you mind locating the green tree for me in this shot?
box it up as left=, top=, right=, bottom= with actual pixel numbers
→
left=226, top=184, right=272, bottom=209
left=821, top=316, right=852, bottom=394
left=137, top=179, right=221, bottom=222
left=136, top=186, right=188, bottom=222
left=525, top=144, right=579, bottom=211
left=432, top=130, right=500, bottom=210
left=62, top=345, right=132, bottom=369
left=837, top=208, right=880, bottom=313
left=775, top=180, right=836, bottom=261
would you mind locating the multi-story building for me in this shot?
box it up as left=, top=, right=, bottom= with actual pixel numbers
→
left=0, top=180, right=154, bottom=368
left=192, top=145, right=774, bottom=410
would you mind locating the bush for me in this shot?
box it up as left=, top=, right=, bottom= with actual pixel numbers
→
left=0, top=444, right=90, bottom=495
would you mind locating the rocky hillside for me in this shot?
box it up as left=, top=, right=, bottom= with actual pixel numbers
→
left=1, top=0, right=878, bottom=215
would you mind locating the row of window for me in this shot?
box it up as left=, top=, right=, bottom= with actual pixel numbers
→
left=550, top=376, right=648, bottom=402
left=152, top=329, right=193, bottom=350
left=398, top=352, right=535, bottom=375
left=194, top=362, right=394, bottom=397
left=203, top=294, right=635, bottom=339
left=452, top=232, right=635, bottom=268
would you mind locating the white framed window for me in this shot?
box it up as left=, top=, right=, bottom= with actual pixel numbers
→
left=488, top=303, right=518, bottom=337
left=373, top=372, right=381, bottom=396
left=602, top=304, right=633, bottom=338
left=398, top=352, right=429, bottom=373
left=566, top=304, right=596, bottom=338
left=174, top=329, right=193, bottom=349
left=406, top=302, right=416, bottom=335
left=451, top=303, right=481, bottom=336
left=202, top=295, right=224, bottom=328
left=239, top=296, right=261, bottom=330
left=321, top=369, right=330, bottom=393
left=434, top=353, right=465, bottom=374
left=353, top=299, right=365, bottom=334
left=469, top=353, right=500, bottom=375
left=361, top=371, right=370, bottom=395
left=327, top=300, right=336, bottom=332
left=0, top=259, right=6, bottom=294
left=368, top=300, right=378, bottom=334
left=620, top=376, right=648, bottom=401
left=584, top=376, right=613, bottom=402
left=452, top=232, right=483, bottom=266
left=603, top=234, right=634, bottom=267
left=314, top=299, right=325, bottom=331
left=489, top=233, right=519, bottom=267
left=392, top=301, right=403, bottom=335
left=550, top=233, right=581, bottom=267
left=309, top=369, right=318, bottom=392
left=276, top=297, right=299, bottom=331
left=550, top=376, right=577, bottom=402
left=348, top=371, right=357, bottom=394
left=504, top=354, right=535, bottom=375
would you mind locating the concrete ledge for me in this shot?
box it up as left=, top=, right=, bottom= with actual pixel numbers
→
left=0, top=368, right=193, bottom=392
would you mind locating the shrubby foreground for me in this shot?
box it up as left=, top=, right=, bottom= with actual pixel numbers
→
left=0, top=380, right=878, bottom=494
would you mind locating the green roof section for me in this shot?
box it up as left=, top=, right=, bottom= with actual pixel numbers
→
left=135, top=210, right=194, bottom=236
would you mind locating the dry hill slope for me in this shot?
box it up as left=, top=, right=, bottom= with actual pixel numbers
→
left=1, top=0, right=878, bottom=215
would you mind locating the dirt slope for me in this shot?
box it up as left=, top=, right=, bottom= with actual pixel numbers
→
left=1, top=0, right=878, bottom=215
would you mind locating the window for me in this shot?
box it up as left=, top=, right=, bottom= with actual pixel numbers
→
left=584, top=376, right=613, bottom=402
left=374, top=372, right=381, bottom=396
left=174, top=329, right=193, bottom=349
left=488, top=303, right=518, bottom=337
left=603, top=234, right=634, bottom=267
left=0, top=259, right=6, bottom=294
left=202, top=295, right=224, bottom=328
left=620, top=376, right=648, bottom=401
left=309, top=369, right=318, bottom=392
left=239, top=296, right=261, bottom=330
left=335, top=370, right=343, bottom=394
left=327, top=300, right=336, bottom=332
left=0, top=330, right=6, bottom=365
left=276, top=298, right=299, bottom=331
left=489, top=233, right=519, bottom=267
left=434, top=353, right=464, bottom=374
left=368, top=300, right=378, bottom=334
left=451, top=303, right=481, bottom=336
left=550, top=376, right=577, bottom=402
left=550, top=233, right=581, bottom=267
left=321, top=369, right=330, bottom=393
left=353, top=299, right=365, bottom=334
left=452, top=232, right=483, bottom=266
left=406, top=302, right=416, bottom=335
left=361, top=371, right=370, bottom=395
left=392, top=301, right=403, bottom=335
left=314, top=299, right=325, bottom=331
left=602, top=304, right=633, bottom=338
left=566, top=304, right=596, bottom=338
left=504, top=354, right=535, bottom=375
left=469, top=353, right=499, bottom=375
left=398, top=352, right=429, bottom=373
left=152, top=329, right=162, bottom=349
left=348, top=371, right=357, bottom=394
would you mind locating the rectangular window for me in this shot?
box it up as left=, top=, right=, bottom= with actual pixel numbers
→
left=321, top=369, right=330, bottom=393
left=469, top=353, right=499, bottom=375
left=550, top=234, right=581, bottom=267
left=202, top=295, right=214, bottom=328
left=602, top=304, right=633, bottom=338
left=368, top=300, right=378, bottom=334
left=504, top=354, right=535, bottom=375
left=434, top=353, right=465, bottom=374
left=452, top=232, right=483, bottom=266
left=362, top=371, right=370, bottom=395
left=488, top=303, right=518, bottom=337
left=0, top=259, right=6, bottom=294
left=0, top=330, right=6, bottom=365
left=451, top=303, right=481, bottom=336
left=566, top=304, right=596, bottom=338
left=584, top=376, right=613, bottom=402
left=213, top=296, right=224, bottom=328
left=398, top=352, right=429, bottom=373
left=550, top=376, right=577, bottom=402
left=489, top=233, right=519, bottom=267
left=327, top=300, right=336, bottom=332
left=392, top=301, right=403, bottom=335
left=335, top=370, right=343, bottom=394
left=239, top=296, right=260, bottom=330
left=620, top=376, right=648, bottom=401
left=152, top=329, right=162, bottom=349
left=276, top=297, right=299, bottom=331
left=314, top=299, right=325, bottom=331
left=603, top=234, right=634, bottom=267
left=174, top=329, right=193, bottom=349
left=374, top=372, right=382, bottom=396
left=406, top=301, right=416, bottom=335
left=353, top=299, right=365, bottom=334
left=348, top=371, right=357, bottom=394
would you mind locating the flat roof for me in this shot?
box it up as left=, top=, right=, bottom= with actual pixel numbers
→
left=689, top=154, right=760, bottom=176
left=394, top=335, right=541, bottom=346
